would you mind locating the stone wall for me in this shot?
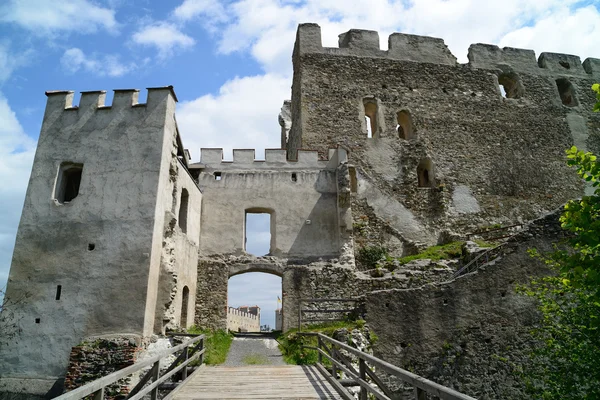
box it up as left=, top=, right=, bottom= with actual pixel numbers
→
left=363, top=209, right=567, bottom=399
left=192, top=148, right=349, bottom=259
left=63, top=337, right=142, bottom=399
left=0, top=88, right=182, bottom=395
left=227, top=307, right=260, bottom=332
left=289, top=23, right=597, bottom=252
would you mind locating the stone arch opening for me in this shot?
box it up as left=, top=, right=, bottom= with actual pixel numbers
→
left=181, top=285, right=189, bottom=328
left=396, top=110, right=414, bottom=139
left=178, top=188, right=189, bottom=233
left=556, top=78, right=578, bottom=107
left=363, top=97, right=379, bottom=138
left=227, top=271, right=283, bottom=332
left=244, top=207, right=275, bottom=256
left=497, top=73, right=524, bottom=99
left=417, top=158, right=435, bottom=188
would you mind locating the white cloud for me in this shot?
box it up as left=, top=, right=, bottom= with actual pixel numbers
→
left=499, top=5, right=600, bottom=60
left=0, top=94, right=36, bottom=295
left=173, top=0, right=228, bottom=26
left=183, top=0, right=597, bottom=72
left=132, top=22, right=195, bottom=58
left=61, top=48, right=135, bottom=77
left=0, top=0, right=118, bottom=34
left=0, top=40, right=33, bottom=83
left=177, top=73, right=289, bottom=162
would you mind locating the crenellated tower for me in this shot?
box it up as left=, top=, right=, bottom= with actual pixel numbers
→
left=0, top=87, right=201, bottom=396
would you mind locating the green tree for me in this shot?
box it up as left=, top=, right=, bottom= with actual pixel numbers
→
left=520, top=85, right=600, bottom=399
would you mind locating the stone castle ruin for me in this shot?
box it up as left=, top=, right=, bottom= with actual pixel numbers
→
left=1, top=23, right=599, bottom=398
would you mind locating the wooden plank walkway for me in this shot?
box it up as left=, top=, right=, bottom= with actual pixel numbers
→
left=172, top=365, right=346, bottom=399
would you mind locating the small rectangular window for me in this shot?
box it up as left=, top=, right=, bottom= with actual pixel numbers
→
left=214, top=172, right=222, bottom=180
left=55, top=163, right=83, bottom=204
left=55, top=285, right=62, bottom=300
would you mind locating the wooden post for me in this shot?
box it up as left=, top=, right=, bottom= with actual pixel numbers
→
left=181, top=346, right=189, bottom=380
left=92, top=388, right=104, bottom=400
left=199, top=337, right=205, bottom=364
left=331, top=348, right=337, bottom=379
left=359, top=359, right=367, bottom=400
left=414, top=386, right=426, bottom=400
left=150, top=361, right=160, bottom=400
left=317, top=335, right=323, bottom=364
left=297, top=300, right=302, bottom=332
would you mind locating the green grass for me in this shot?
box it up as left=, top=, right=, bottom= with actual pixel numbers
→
left=242, top=354, right=268, bottom=365
left=186, top=326, right=233, bottom=365
left=394, top=241, right=464, bottom=265
left=277, top=320, right=369, bottom=365
left=390, top=240, right=495, bottom=267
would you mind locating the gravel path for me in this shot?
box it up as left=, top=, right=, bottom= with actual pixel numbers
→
left=224, top=333, right=285, bottom=366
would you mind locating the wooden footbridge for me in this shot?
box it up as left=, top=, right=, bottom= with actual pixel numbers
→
left=54, top=334, right=477, bottom=400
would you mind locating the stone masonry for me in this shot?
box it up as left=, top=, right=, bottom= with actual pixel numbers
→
left=1, top=23, right=598, bottom=399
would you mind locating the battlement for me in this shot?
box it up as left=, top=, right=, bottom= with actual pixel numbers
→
left=295, top=24, right=600, bottom=77
left=294, top=23, right=456, bottom=65
left=43, top=86, right=178, bottom=116
left=198, top=148, right=347, bottom=171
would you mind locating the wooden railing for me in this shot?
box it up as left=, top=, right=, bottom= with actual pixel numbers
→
left=53, top=334, right=205, bottom=400
left=298, top=298, right=360, bottom=331
left=302, top=332, right=477, bottom=400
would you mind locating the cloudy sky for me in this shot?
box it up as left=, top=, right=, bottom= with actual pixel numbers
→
left=1, top=0, right=599, bottom=328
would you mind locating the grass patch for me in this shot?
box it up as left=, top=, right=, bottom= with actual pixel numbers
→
left=242, top=354, right=268, bottom=365
left=395, top=241, right=464, bottom=265
left=390, top=240, right=495, bottom=267
left=277, top=320, right=369, bottom=365
left=186, top=326, right=233, bottom=365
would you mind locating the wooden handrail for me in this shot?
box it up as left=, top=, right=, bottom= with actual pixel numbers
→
left=53, top=334, right=205, bottom=400
left=302, top=333, right=477, bottom=400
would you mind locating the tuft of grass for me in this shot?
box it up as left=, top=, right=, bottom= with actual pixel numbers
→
left=395, top=241, right=464, bottom=265
left=277, top=320, right=371, bottom=366
left=242, top=354, right=268, bottom=365
left=186, top=326, right=233, bottom=365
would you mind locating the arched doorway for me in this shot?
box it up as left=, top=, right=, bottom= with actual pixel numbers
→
left=227, top=272, right=283, bottom=332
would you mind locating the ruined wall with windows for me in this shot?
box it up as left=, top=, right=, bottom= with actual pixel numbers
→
left=287, top=23, right=600, bottom=257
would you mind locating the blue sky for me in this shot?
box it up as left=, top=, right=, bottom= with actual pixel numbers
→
left=1, top=0, right=600, bottom=326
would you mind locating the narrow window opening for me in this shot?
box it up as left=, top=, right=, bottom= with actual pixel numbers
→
left=55, top=163, right=83, bottom=204
left=55, top=285, right=62, bottom=300
left=35, top=318, right=40, bottom=324
left=178, top=189, right=189, bottom=234
left=181, top=286, right=189, bottom=328
left=214, top=172, right=222, bottom=180
left=363, top=98, right=378, bottom=138
left=348, top=166, right=358, bottom=193
left=556, top=78, right=578, bottom=107
left=417, top=158, right=435, bottom=188
left=291, top=173, right=297, bottom=182
left=498, top=73, right=524, bottom=99
left=88, top=243, right=95, bottom=251
left=396, top=110, right=414, bottom=140
left=365, top=116, right=372, bottom=138
left=245, top=209, right=273, bottom=256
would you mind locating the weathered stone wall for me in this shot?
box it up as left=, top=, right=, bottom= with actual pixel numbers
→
left=63, top=336, right=141, bottom=398
left=363, top=209, right=567, bottom=399
left=290, top=23, right=598, bottom=251
left=192, top=148, right=348, bottom=259
left=0, top=87, right=185, bottom=396
left=227, top=307, right=260, bottom=332
left=154, top=145, right=202, bottom=333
